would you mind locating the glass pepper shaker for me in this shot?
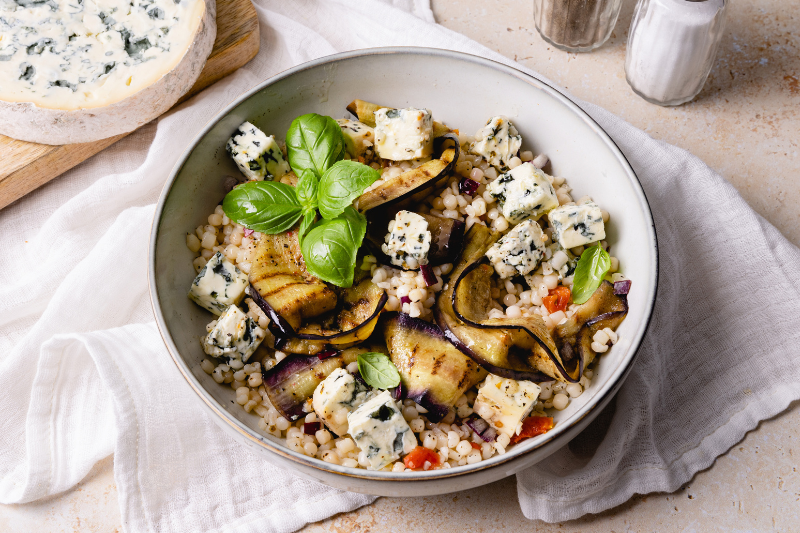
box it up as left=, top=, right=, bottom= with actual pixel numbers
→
left=625, top=0, right=728, bottom=106
left=533, top=0, right=623, bottom=52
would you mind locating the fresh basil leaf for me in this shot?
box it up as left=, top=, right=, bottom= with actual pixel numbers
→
left=571, top=243, right=612, bottom=304
left=357, top=352, right=401, bottom=389
left=296, top=171, right=319, bottom=212
left=286, top=113, right=345, bottom=180
left=300, top=206, right=367, bottom=287
left=318, top=160, right=381, bottom=220
left=222, top=181, right=302, bottom=234
left=298, top=210, right=315, bottom=241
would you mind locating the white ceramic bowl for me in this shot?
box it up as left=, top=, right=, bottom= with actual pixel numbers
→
left=149, top=47, right=658, bottom=497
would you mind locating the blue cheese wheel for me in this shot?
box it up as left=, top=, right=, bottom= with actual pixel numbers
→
left=0, top=0, right=216, bottom=144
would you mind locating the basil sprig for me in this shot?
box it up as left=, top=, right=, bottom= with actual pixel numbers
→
left=357, top=352, right=401, bottom=389
left=571, top=243, right=611, bottom=304
left=222, top=113, right=379, bottom=287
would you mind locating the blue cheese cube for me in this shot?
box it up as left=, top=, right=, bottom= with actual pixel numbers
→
left=188, top=252, right=249, bottom=315
left=312, top=368, right=373, bottom=436
left=485, top=219, right=547, bottom=278
left=374, top=108, right=433, bottom=161
left=547, top=202, right=606, bottom=250
left=486, top=163, right=559, bottom=224
left=347, top=391, right=417, bottom=470
left=226, top=121, right=290, bottom=181
left=470, top=116, right=522, bottom=170
left=337, top=119, right=375, bottom=158
left=473, top=374, right=541, bottom=439
left=381, top=210, right=431, bottom=269
left=201, top=305, right=265, bottom=364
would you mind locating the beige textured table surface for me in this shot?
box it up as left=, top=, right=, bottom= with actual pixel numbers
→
left=3, top=0, right=800, bottom=531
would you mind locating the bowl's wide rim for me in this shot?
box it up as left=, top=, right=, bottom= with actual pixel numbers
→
left=149, top=46, right=659, bottom=482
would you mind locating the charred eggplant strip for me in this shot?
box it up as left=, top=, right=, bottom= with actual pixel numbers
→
left=383, top=312, right=486, bottom=422
left=294, top=280, right=388, bottom=341
left=262, top=350, right=361, bottom=420
left=249, top=232, right=337, bottom=334
left=345, top=99, right=452, bottom=137
left=554, top=280, right=628, bottom=369
left=433, top=224, right=565, bottom=382
left=451, top=257, right=579, bottom=382
left=356, top=135, right=460, bottom=212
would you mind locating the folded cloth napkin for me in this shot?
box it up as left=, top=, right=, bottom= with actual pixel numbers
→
left=2, top=0, right=799, bottom=530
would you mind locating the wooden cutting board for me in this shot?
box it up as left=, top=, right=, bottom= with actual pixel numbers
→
left=0, top=0, right=260, bottom=210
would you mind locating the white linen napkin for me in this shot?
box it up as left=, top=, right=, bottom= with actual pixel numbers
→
left=2, top=0, right=799, bottom=530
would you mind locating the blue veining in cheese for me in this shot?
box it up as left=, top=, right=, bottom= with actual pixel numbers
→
left=188, top=252, right=249, bottom=315
left=470, top=115, right=522, bottom=170
left=374, top=107, right=433, bottom=161
left=485, top=219, right=547, bottom=278
left=474, top=374, right=540, bottom=439
left=337, top=118, right=374, bottom=158
left=486, top=162, right=558, bottom=223
left=226, top=121, right=290, bottom=181
left=347, top=390, right=416, bottom=470
left=312, top=368, right=372, bottom=436
left=201, top=304, right=265, bottom=364
left=547, top=201, right=606, bottom=250
left=381, top=210, right=431, bottom=269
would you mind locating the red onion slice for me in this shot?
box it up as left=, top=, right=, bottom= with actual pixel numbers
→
left=420, top=264, right=436, bottom=287
left=243, top=228, right=254, bottom=237
left=466, top=416, right=497, bottom=442
left=613, top=280, right=631, bottom=295
left=400, top=295, right=411, bottom=304
left=316, top=348, right=340, bottom=360
left=304, top=421, right=321, bottom=434
left=459, top=177, right=480, bottom=196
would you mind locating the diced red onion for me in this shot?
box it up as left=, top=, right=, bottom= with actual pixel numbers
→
left=613, top=280, right=631, bottom=295
left=400, top=296, right=411, bottom=305
left=243, top=228, right=254, bottom=237
left=420, top=264, right=436, bottom=287
left=316, top=348, right=340, bottom=360
left=393, top=382, right=404, bottom=401
left=466, top=416, right=497, bottom=442
left=303, top=422, right=321, bottom=434
left=459, top=177, right=480, bottom=196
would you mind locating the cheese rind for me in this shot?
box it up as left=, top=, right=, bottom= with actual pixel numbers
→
left=374, top=108, right=433, bottom=161
left=188, top=252, right=249, bottom=315
left=226, top=122, right=290, bottom=181
left=0, top=0, right=216, bottom=145
left=470, top=115, right=522, bottom=170
left=473, top=374, right=541, bottom=439
left=312, top=368, right=372, bottom=436
left=347, top=390, right=416, bottom=470
left=486, top=163, right=558, bottom=223
left=485, top=219, right=547, bottom=278
left=547, top=202, right=606, bottom=250
left=381, top=210, right=431, bottom=269
left=201, top=304, right=265, bottom=364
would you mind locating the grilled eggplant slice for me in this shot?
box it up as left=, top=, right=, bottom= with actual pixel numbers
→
left=433, top=224, right=565, bottom=382
left=356, top=141, right=459, bottom=212
left=262, top=348, right=364, bottom=420
left=384, top=312, right=486, bottom=421
left=553, top=280, right=628, bottom=369
left=345, top=99, right=452, bottom=137
left=249, top=232, right=337, bottom=332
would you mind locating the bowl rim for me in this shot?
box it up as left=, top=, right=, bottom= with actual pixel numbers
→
left=149, top=46, right=659, bottom=482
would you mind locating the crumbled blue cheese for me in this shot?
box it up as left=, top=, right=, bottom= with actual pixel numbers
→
left=485, top=219, right=547, bottom=278
left=201, top=305, right=265, bottom=364
left=547, top=202, right=606, bottom=250
left=226, top=122, right=290, bottom=181
left=374, top=108, right=433, bottom=161
left=381, top=210, right=431, bottom=269
left=347, top=390, right=417, bottom=470
left=473, top=374, right=541, bottom=439
left=312, top=368, right=373, bottom=436
left=486, top=163, right=559, bottom=223
left=188, top=252, right=249, bottom=315
left=470, top=116, right=522, bottom=170
left=337, top=119, right=375, bottom=158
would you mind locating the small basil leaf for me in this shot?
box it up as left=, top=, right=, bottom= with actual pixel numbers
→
left=357, top=352, right=401, bottom=389
left=300, top=206, right=367, bottom=287
left=286, top=113, right=345, bottom=180
left=298, top=210, right=315, bottom=241
left=222, top=181, right=302, bottom=234
left=318, top=160, right=381, bottom=220
left=571, top=243, right=611, bottom=304
left=296, top=171, right=319, bottom=212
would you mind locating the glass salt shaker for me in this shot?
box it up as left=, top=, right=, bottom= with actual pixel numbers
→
left=533, top=0, right=623, bottom=52
left=625, top=0, right=728, bottom=106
